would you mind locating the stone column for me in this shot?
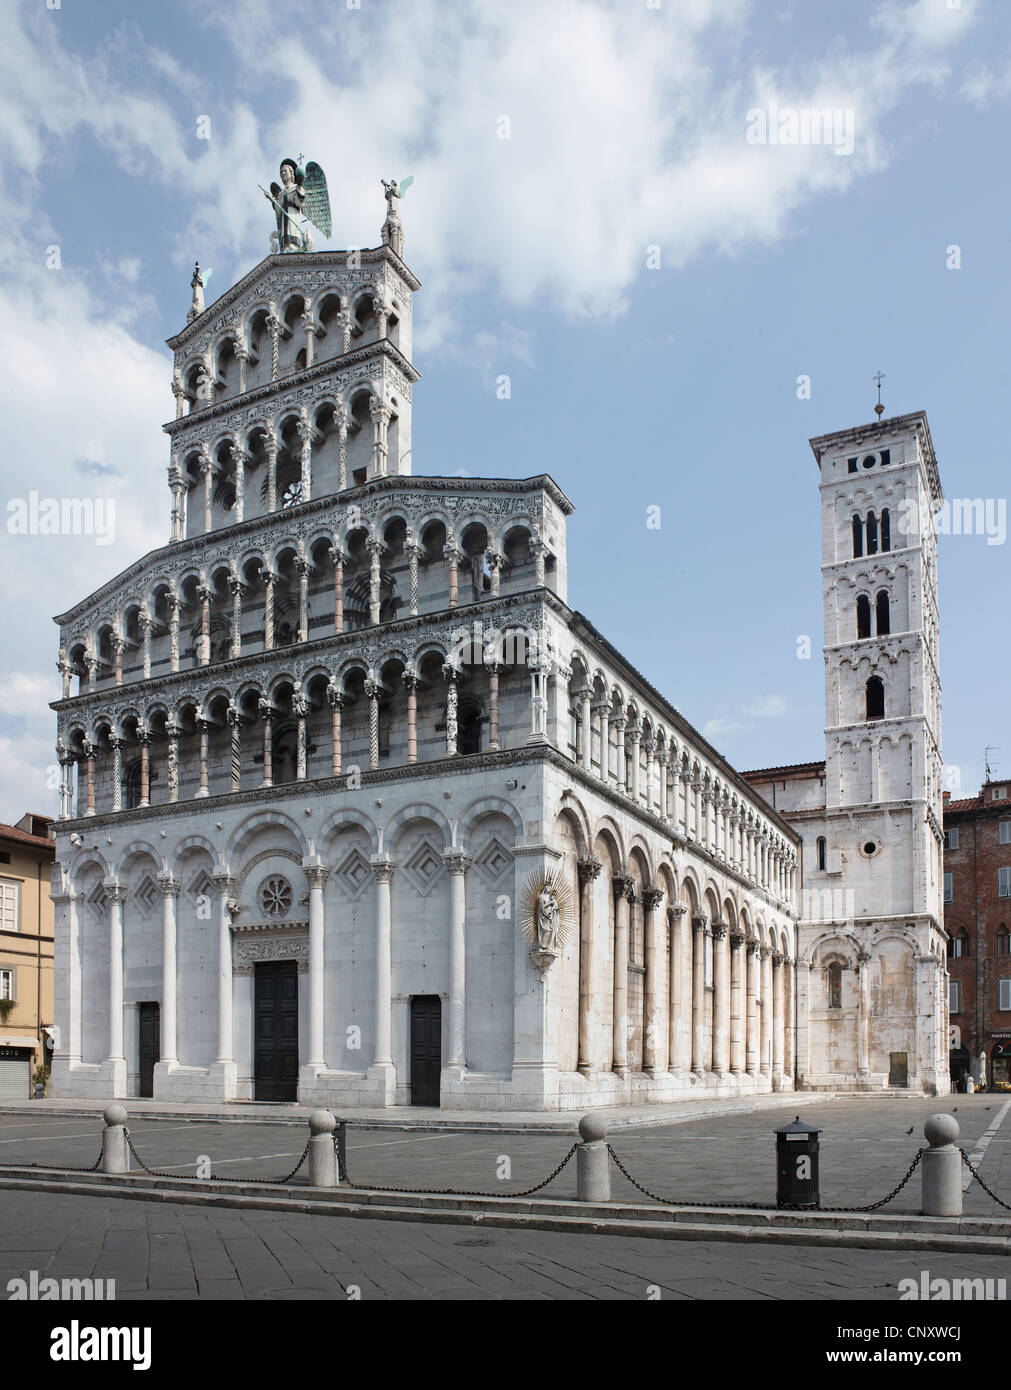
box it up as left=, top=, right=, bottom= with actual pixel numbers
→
left=527, top=664, right=547, bottom=742
left=656, top=752, right=668, bottom=819
left=445, top=543, right=461, bottom=608
left=444, top=666, right=458, bottom=756
left=84, top=743, right=96, bottom=815
left=169, top=470, right=186, bottom=541
left=612, top=715, right=626, bottom=787
left=137, top=611, right=151, bottom=680
left=406, top=541, right=421, bottom=616
left=197, top=583, right=211, bottom=666
left=760, top=946, right=773, bottom=1075
left=444, top=852, right=471, bottom=1072
left=334, top=401, right=349, bottom=490
left=857, top=949, right=871, bottom=1078
left=295, top=558, right=310, bottom=643
left=86, top=654, right=97, bottom=692
left=667, top=905, right=687, bottom=1071
left=262, top=570, right=275, bottom=650
left=211, top=871, right=235, bottom=1066
left=229, top=576, right=243, bottom=659
left=105, top=880, right=125, bottom=1066
left=264, top=437, right=278, bottom=513
left=232, top=446, right=246, bottom=523
left=784, top=957, right=795, bottom=1082
left=796, top=959, right=812, bottom=1081
left=369, top=397, right=391, bottom=476
left=336, top=308, right=352, bottom=355
left=367, top=540, right=384, bottom=626
left=58, top=656, right=72, bottom=700
left=730, top=929, right=746, bottom=1074
left=404, top=673, right=419, bottom=763
left=328, top=686, right=343, bottom=776
left=644, top=738, right=657, bottom=812
left=487, top=551, right=502, bottom=597
left=235, top=345, right=248, bottom=396
left=112, top=634, right=124, bottom=687
left=365, top=677, right=380, bottom=770
left=626, top=726, right=640, bottom=799
left=58, top=751, right=74, bottom=820
left=693, top=781, right=703, bottom=841
left=197, top=717, right=210, bottom=797
left=303, top=313, right=317, bottom=368
left=772, top=952, right=786, bottom=1082
left=304, top=862, right=328, bottom=1069
left=577, top=857, right=602, bottom=1075
left=642, top=887, right=664, bottom=1074
left=370, top=860, right=395, bottom=1073
left=294, top=694, right=308, bottom=780
left=166, top=724, right=180, bottom=803
left=201, top=457, right=214, bottom=534
left=577, top=687, right=592, bottom=770
left=595, top=702, right=610, bottom=781
left=167, top=593, right=180, bottom=672
left=691, top=912, right=708, bottom=1075
left=487, top=663, right=500, bottom=751
left=612, top=875, right=633, bottom=1077
left=259, top=702, right=273, bottom=787
left=110, top=737, right=123, bottom=812
left=266, top=312, right=280, bottom=381
left=329, top=547, right=345, bottom=633
left=157, top=874, right=179, bottom=1066
left=138, top=729, right=150, bottom=808
left=531, top=535, right=547, bottom=587
left=712, top=921, right=730, bottom=1075
left=746, top=940, right=761, bottom=1075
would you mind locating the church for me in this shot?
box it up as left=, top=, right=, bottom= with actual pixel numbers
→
left=47, top=166, right=945, bottom=1109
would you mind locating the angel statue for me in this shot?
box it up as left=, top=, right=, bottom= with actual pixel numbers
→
left=261, top=157, right=332, bottom=253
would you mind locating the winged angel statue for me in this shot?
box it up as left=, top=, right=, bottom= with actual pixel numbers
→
left=261, top=156, right=331, bottom=253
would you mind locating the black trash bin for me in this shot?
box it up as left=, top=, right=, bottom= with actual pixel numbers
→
left=776, top=1116, right=821, bottom=1208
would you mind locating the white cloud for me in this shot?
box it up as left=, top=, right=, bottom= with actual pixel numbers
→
left=744, top=694, right=790, bottom=719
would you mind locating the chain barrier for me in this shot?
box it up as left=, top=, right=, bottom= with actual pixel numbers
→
left=0, top=1148, right=104, bottom=1175
left=606, top=1143, right=926, bottom=1214
left=960, top=1148, right=1011, bottom=1211
left=123, top=1130, right=312, bottom=1186
left=334, top=1123, right=578, bottom=1199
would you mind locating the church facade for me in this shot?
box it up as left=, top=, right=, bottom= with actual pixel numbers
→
left=47, top=191, right=804, bottom=1110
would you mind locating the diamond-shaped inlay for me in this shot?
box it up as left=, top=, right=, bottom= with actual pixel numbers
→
left=134, top=875, right=158, bottom=918
left=86, top=881, right=108, bottom=919
left=336, top=848, right=372, bottom=900
left=474, top=836, right=513, bottom=889
left=189, top=869, right=215, bottom=904
left=403, top=839, right=446, bottom=897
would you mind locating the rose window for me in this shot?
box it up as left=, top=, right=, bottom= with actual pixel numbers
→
left=259, top=875, right=294, bottom=918
left=281, top=479, right=304, bottom=509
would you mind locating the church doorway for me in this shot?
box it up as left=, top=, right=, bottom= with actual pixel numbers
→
left=888, top=1051, right=908, bottom=1087
left=138, top=1002, right=159, bottom=1099
left=254, top=960, right=299, bottom=1101
left=410, top=996, right=442, bottom=1106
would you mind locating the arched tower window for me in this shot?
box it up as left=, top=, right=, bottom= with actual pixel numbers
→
left=876, top=590, right=890, bottom=635
left=817, top=836, right=827, bottom=871
left=856, top=594, right=871, bottom=639
left=881, top=507, right=891, bottom=552
left=458, top=697, right=483, bottom=756
left=866, top=511, right=879, bottom=555
left=828, top=962, right=842, bottom=1009
left=852, top=514, right=863, bottom=558
left=866, top=676, right=885, bottom=721
left=997, top=926, right=1010, bottom=956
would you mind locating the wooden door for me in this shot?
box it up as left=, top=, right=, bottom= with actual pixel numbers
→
left=138, top=1002, right=159, bottom=1099
left=410, top=996, right=442, bottom=1107
left=254, top=960, right=299, bottom=1101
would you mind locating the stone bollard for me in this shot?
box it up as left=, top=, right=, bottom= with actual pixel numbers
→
left=576, top=1112, right=610, bottom=1203
left=102, top=1103, right=129, bottom=1175
left=307, top=1109, right=338, bottom=1188
left=921, top=1113, right=962, bottom=1217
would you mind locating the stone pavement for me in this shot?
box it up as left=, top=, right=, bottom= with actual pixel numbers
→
left=1, top=1185, right=1008, bottom=1300
left=0, top=1094, right=1007, bottom=1216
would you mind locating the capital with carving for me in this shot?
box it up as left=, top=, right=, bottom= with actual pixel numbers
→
left=577, top=856, right=602, bottom=887
left=642, top=887, right=664, bottom=912
left=612, top=873, right=634, bottom=905
left=370, top=858, right=396, bottom=885
left=692, top=912, right=709, bottom=934
left=443, top=850, right=472, bottom=876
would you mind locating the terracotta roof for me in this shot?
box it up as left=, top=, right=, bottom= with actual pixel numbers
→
left=944, top=796, right=984, bottom=814
left=740, top=760, right=826, bottom=780
left=0, top=822, right=56, bottom=852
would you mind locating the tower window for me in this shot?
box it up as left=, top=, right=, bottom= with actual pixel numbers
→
left=817, top=836, right=827, bottom=871
left=862, top=454, right=876, bottom=469
left=876, top=590, right=890, bottom=635
left=998, top=927, right=1010, bottom=956
left=881, top=508, right=891, bottom=552
left=866, top=511, right=878, bottom=555
left=856, top=595, right=871, bottom=639
left=852, top=514, right=863, bottom=558
left=848, top=457, right=858, bottom=474
left=866, top=676, right=885, bottom=720
left=880, top=449, right=891, bottom=467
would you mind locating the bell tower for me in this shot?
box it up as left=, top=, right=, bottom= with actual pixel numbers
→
left=806, top=406, right=948, bottom=1092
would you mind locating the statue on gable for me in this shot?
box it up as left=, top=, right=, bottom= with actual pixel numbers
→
left=261, top=156, right=332, bottom=253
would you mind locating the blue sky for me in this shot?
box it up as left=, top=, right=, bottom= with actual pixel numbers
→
left=1, top=0, right=1009, bottom=816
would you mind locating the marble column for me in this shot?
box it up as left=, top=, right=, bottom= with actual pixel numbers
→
left=612, top=875, right=633, bottom=1077
left=667, top=905, right=688, bottom=1071
left=228, top=576, right=243, bottom=659
left=157, top=874, right=179, bottom=1066
left=105, top=880, right=125, bottom=1065
left=197, top=583, right=211, bottom=666
left=197, top=718, right=210, bottom=797
left=444, top=666, right=459, bottom=755
left=168, top=593, right=180, bottom=672
left=211, top=872, right=235, bottom=1065
left=295, top=558, right=310, bottom=642
left=595, top=702, right=610, bottom=781
left=444, top=852, right=471, bottom=1072
left=370, top=860, right=395, bottom=1072
left=294, top=694, right=307, bottom=780
left=445, top=543, right=461, bottom=608
left=712, top=921, right=730, bottom=1075
left=578, top=687, right=592, bottom=770
left=760, top=946, right=773, bottom=1075
left=365, top=678, right=380, bottom=770
left=857, top=949, right=871, bottom=1078
left=328, top=686, right=343, bottom=776
left=367, top=540, right=384, bottom=625
left=259, top=703, right=273, bottom=787
left=730, top=929, right=746, bottom=1074
left=691, top=912, right=708, bottom=1075
left=304, top=862, right=329, bottom=1069
left=84, top=745, right=96, bottom=815
left=772, top=952, right=786, bottom=1081
left=643, top=888, right=664, bottom=1073
left=406, top=541, right=421, bottom=616
left=487, top=663, right=500, bottom=751
left=227, top=706, right=241, bottom=793
left=166, top=724, right=180, bottom=803
left=577, top=857, right=602, bottom=1075
left=329, top=547, right=345, bottom=633
left=404, top=673, right=418, bottom=763
left=110, top=738, right=123, bottom=812
left=746, top=941, right=760, bottom=1075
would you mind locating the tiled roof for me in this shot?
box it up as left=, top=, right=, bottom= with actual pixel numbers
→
left=0, top=822, right=56, bottom=851
left=740, top=760, right=826, bottom=780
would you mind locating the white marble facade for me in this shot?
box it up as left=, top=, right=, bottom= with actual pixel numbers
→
left=49, top=225, right=801, bottom=1111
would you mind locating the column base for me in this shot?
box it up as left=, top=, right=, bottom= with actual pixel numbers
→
left=208, top=1060, right=238, bottom=1099
left=366, top=1062, right=396, bottom=1106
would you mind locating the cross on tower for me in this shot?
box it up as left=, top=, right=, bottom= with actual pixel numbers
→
left=873, top=370, right=886, bottom=420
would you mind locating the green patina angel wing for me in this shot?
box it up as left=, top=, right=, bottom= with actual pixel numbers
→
left=303, top=162, right=332, bottom=239
left=399, top=175, right=414, bottom=196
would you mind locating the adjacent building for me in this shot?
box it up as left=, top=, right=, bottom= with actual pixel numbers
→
left=0, top=814, right=56, bottom=1100
left=943, top=779, right=1011, bottom=1091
